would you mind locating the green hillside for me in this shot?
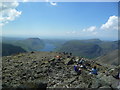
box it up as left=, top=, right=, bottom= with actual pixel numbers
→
left=3, top=38, right=45, bottom=52
left=99, top=41, right=118, bottom=54
left=2, top=43, right=26, bottom=56
left=57, top=39, right=118, bottom=58
left=95, top=49, right=119, bottom=66
left=57, top=40, right=103, bottom=58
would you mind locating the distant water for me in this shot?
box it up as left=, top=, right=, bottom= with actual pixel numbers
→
left=40, top=43, right=56, bottom=52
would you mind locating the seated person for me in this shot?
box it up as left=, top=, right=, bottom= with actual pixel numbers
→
left=77, top=68, right=81, bottom=75
left=74, top=65, right=81, bottom=75
left=74, top=65, right=79, bottom=72
left=90, top=66, right=98, bottom=75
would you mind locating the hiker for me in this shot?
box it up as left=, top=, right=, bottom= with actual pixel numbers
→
left=77, top=68, right=81, bottom=75
left=74, top=65, right=78, bottom=72
left=74, top=65, right=81, bottom=75
left=90, top=66, right=98, bottom=75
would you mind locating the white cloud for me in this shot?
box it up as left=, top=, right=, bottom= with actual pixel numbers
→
left=0, top=1, right=22, bottom=26
left=45, top=0, right=57, bottom=6
left=82, top=26, right=97, bottom=32
left=0, top=2, right=19, bottom=11
left=82, top=16, right=118, bottom=33
left=66, top=15, right=118, bottom=39
left=1, top=9, right=22, bottom=21
left=100, top=16, right=118, bottom=30
left=50, top=2, right=57, bottom=6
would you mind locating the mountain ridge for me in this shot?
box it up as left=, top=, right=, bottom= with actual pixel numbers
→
left=57, top=39, right=118, bottom=58
left=3, top=38, right=45, bottom=52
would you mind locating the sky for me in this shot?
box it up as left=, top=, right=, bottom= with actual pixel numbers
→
left=1, top=2, right=119, bottom=40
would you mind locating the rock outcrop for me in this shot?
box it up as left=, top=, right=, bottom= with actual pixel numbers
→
left=2, top=52, right=120, bottom=89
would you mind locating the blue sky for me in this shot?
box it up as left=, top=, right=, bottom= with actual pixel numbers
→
left=2, top=2, right=118, bottom=40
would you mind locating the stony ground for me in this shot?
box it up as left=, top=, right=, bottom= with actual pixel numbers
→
left=2, top=51, right=120, bottom=89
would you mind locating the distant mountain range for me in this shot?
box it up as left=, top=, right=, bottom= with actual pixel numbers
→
left=57, top=39, right=119, bottom=58
left=2, top=38, right=119, bottom=59
left=3, top=38, right=45, bottom=52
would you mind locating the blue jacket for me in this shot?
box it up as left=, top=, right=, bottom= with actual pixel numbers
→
left=74, top=66, right=78, bottom=72
left=91, top=68, right=98, bottom=75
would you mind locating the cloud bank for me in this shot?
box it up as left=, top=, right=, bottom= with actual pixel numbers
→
left=66, top=15, right=118, bottom=38
left=0, top=1, right=22, bottom=26
left=0, top=0, right=57, bottom=27
left=87, top=15, right=118, bottom=32
left=100, top=16, right=118, bottom=30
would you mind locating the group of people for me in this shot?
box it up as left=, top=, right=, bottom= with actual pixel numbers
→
left=54, top=52, right=119, bottom=80
left=55, top=52, right=119, bottom=79
left=74, top=58, right=98, bottom=75
left=61, top=52, right=98, bottom=76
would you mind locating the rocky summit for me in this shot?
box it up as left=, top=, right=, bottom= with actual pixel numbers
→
left=2, top=52, right=120, bottom=89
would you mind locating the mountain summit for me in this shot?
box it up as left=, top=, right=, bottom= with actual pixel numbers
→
left=2, top=51, right=119, bottom=89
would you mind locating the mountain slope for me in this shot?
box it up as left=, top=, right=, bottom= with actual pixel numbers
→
left=98, top=41, right=118, bottom=54
left=4, top=38, right=45, bottom=52
left=95, top=50, right=119, bottom=66
left=57, top=40, right=103, bottom=58
left=57, top=39, right=118, bottom=58
left=2, top=43, right=26, bottom=56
